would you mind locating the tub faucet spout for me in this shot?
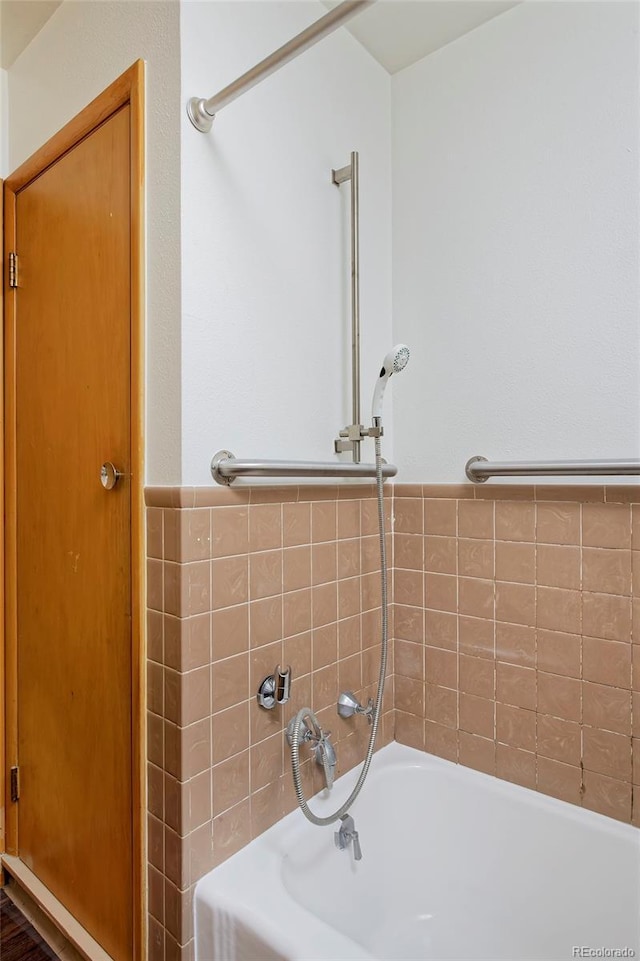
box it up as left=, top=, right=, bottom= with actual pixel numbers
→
left=335, top=814, right=362, bottom=860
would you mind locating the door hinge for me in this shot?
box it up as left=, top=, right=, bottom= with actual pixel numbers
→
left=10, top=766, right=20, bottom=802
left=9, top=252, right=18, bottom=289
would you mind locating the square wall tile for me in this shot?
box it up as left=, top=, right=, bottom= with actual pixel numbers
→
left=148, top=483, right=640, bottom=953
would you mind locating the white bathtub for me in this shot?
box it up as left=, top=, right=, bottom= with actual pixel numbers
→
left=195, top=743, right=640, bottom=961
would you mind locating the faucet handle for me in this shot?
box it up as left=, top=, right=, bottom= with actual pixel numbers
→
left=337, top=691, right=374, bottom=723
left=286, top=711, right=336, bottom=790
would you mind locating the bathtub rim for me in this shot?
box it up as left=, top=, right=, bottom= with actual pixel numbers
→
left=194, top=740, right=640, bottom=961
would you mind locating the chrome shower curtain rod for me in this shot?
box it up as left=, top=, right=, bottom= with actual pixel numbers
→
left=187, top=0, right=374, bottom=132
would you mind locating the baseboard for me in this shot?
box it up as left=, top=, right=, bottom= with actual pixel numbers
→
left=1, top=855, right=114, bottom=961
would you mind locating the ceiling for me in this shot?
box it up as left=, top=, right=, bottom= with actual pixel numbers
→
left=0, top=0, right=61, bottom=69
left=0, top=0, right=520, bottom=75
left=327, top=0, right=520, bottom=74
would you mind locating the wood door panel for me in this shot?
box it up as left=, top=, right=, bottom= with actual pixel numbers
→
left=15, top=106, right=133, bottom=960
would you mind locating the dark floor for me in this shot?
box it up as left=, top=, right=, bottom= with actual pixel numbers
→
left=0, top=890, right=60, bottom=961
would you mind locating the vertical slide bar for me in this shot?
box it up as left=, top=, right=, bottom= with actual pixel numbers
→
left=333, top=152, right=362, bottom=463
left=350, top=151, right=361, bottom=462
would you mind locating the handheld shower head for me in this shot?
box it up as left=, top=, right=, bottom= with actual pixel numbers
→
left=371, top=344, right=410, bottom=421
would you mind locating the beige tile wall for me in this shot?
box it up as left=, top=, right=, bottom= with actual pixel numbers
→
left=145, top=485, right=393, bottom=961
left=146, top=480, right=640, bottom=960
left=393, top=483, right=640, bottom=827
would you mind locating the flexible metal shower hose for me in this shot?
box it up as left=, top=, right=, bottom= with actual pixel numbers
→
left=289, top=431, right=388, bottom=826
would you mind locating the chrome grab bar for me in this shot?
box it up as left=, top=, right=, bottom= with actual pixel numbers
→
left=466, top=455, right=640, bottom=484
left=211, top=450, right=396, bottom=486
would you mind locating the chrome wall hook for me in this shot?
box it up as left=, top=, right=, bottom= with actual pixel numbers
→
left=257, top=665, right=292, bottom=710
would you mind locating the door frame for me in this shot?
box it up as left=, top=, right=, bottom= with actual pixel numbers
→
left=2, top=61, right=145, bottom=960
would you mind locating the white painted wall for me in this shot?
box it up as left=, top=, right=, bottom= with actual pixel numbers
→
left=8, top=0, right=182, bottom=484
left=392, top=1, right=640, bottom=483
left=9, top=1, right=631, bottom=488
left=0, top=69, right=8, bottom=177
left=180, top=1, right=392, bottom=486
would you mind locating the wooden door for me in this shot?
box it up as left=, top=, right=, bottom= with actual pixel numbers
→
left=4, top=82, right=142, bottom=961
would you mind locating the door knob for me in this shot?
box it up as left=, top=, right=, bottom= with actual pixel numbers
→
left=100, top=462, right=123, bottom=490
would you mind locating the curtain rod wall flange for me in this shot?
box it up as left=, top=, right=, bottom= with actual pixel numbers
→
left=187, top=98, right=216, bottom=134
left=187, top=0, right=374, bottom=133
